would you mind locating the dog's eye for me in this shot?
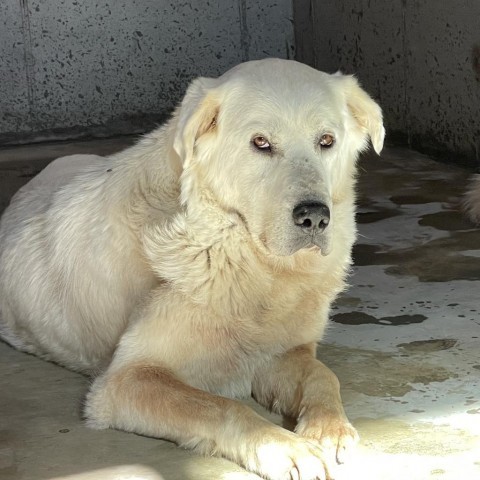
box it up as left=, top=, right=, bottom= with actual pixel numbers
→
left=252, top=136, right=271, bottom=151
left=319, top=133, right=335, bottom=148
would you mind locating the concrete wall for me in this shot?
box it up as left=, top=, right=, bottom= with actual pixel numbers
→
left=295, top=0, right=480, bottom=167
left=0, top=0, right=294, bottom=145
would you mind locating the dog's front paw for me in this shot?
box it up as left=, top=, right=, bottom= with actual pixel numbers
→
left=295, top=409, right=359, bottom=469
left=242, top=427, right=329, bottom=480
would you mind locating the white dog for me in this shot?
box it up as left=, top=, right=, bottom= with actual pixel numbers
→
left=0, top=59, right=384, bottom=480
left=464, top=175, right=480, bottom=224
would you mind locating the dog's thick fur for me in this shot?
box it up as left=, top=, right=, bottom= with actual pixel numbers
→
left=464, top=175, right=480, bottom=224
left=0, top=59, right=384, bottom=480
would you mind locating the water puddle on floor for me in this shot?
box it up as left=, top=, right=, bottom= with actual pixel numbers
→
left=397, top=339, right=457, bottom=352
left=331, top=312, right=428, bottom=326
left=418, top=210, right=475, bottom=231
left=317, top=343, right=456, bottom=398
left=353, top=228, right=480, bottom=282
left=356, top=207, right=402, bottom=224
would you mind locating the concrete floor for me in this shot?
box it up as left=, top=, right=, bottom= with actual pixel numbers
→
left=0, top=139, right=479, bottom=480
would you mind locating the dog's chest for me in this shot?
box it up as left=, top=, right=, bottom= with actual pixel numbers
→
left=178, top=290, right=324, bottom=398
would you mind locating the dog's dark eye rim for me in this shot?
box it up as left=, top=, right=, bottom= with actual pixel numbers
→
left=319, top=133, right=335, bottom=148
left=252, top=136, right=271, bottom=151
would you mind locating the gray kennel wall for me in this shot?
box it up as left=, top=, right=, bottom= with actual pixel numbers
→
left=295, top=0, right=480, bottom=166
left=0, top=0, right=294, bottom=145
left=3, top=0, right=479, bottom=166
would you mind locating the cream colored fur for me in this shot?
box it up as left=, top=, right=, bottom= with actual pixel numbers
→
left=463, top=174, right=480, bottom=224
left=0, top=59, right=384, bottom=480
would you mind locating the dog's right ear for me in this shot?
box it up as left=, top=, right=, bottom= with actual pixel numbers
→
left=173, top=77, right=221, bottom=169
left=335, top=74, right=385, bottom=154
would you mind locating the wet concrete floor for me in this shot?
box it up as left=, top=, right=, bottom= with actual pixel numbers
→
left=0, top=139, right=479, bottom=480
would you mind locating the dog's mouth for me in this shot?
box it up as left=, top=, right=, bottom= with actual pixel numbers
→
left=257, top=222, right=332, bottom=257
left=304, top=236, right=332, bottom=256
left=285, top=231, right=332, bottom=257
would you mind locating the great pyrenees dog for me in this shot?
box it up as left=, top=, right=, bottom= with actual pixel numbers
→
left=464, top=175, right=480, bottom=224
left=0, top=59, right=384, bottom=480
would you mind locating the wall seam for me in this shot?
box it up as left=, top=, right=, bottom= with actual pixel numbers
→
left=19, top=0, right=34, bottom=116
left=401, top=0, right=411, bottom=146
left=238, top=0, right=250, bottom=62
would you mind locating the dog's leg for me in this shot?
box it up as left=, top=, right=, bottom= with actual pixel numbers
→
left=85, top=362, right=330, bottom=480
left=463, top=174, right=480, bottom=224
left=252, top=343, right=358, bottom=473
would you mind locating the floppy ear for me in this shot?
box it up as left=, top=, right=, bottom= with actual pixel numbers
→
left=173, top=77, right=221, bottom=169
left=337, top=74, right=385, bottom=154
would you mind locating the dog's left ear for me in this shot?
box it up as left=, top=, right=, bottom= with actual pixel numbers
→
left=337, top=74, right=385, bottom=154
left=173, top=77, right=221, bottom=169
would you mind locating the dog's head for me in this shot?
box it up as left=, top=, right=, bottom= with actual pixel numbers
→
left=173, top=58, right=384, bottom=257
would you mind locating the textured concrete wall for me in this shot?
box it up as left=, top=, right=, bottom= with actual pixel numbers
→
left=295, top=0, right=480, bottom=166
left=0, top=0, right=294, bottom=145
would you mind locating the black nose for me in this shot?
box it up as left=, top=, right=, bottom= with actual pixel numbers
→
left=292, top=202, right=330, bottom=232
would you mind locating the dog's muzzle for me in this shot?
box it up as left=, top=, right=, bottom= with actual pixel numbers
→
left=291, top=201, right=331, bottom=255
left=292, top=201, right=330, bottom=233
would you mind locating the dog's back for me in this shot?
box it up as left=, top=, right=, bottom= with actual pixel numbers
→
left=0, top=152, right=158, bottom=372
